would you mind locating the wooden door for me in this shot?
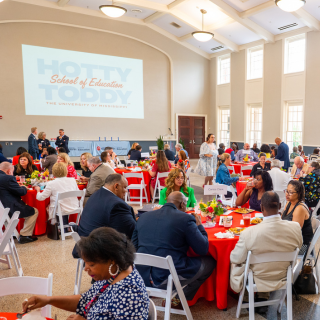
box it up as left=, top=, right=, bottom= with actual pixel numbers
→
left=178, top=116, right=205, bottom=159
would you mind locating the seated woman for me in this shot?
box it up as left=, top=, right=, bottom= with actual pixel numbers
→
left=57, top=153, right=78, bottom=179
left=236, top=170, right=273, bottom=212
left=127, top=142, right=138, bottom=159
left=35, top=162, right=79, bottom=228
left=130, top=145, right=144, bottom=162
left=271, top=148, right=277, bottom=158
left=159, top=168, right=197, bottom=207
left=13, top=152, right=38, bottom=178
left=258, top=144, right=271, bottom=159
left=250, top=153, right=271, bottom=177
left=176, top=150, right=190, bottom=173
left=41, top=147, right=57, bottom=174
left=22, top=227, right=150, bottom=320
left=216, top=153, right=245, bottom=185
left=309, top=148, right=320, bottom=161
left=290, top=146, right=300, bottom=160
left=12, top=147, right=32, bottom=166
left=149, top=150, right=171, bottom=198
left=101, top=151, right=116, bottom=169
left=79, top=152, right=93, bottom=182
left=282, top=180, right=313, bottom=245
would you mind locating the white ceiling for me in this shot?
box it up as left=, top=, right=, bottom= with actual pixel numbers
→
left=43, top=0, right=320, bottom=58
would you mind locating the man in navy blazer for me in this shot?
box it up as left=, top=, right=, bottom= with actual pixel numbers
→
left=55, top=129, right=70, bottom=154
left=28, top=127, right=39, bottom=160
left=132, top=192, right=216, bottom=304
left=275, top=137, right=290, bottom=171
left=72, top=173, right=136, bottom=258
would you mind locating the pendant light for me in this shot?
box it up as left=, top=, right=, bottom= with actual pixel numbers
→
left=192, top=9, right=214, bottom=42
left=275, top=0, right=306, bottom=12
left=100, top=1, right=127, bottom=18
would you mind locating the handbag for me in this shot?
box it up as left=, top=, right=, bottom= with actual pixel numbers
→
left=46, top=220, right=60, bottom=240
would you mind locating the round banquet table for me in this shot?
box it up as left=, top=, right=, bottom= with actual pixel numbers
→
left=188, top=210, right=260, bottom=310
left=115, top=168, right=152, bottom=202
left=230, top=162, right=257, bottom=175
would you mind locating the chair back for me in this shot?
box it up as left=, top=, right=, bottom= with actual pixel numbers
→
left=157, top=172, right=170, bottom=179
left=241, top=166, right=252, bottom=177
left=305, top=221, right=320, bottom=260
left=274, top=190, right=286, bottom=213
left=72, top=232, right=81, bottom=243
left=0, top=206, right=10, bottom=231
left=123, top=172, right=144, bottom=180
left=227, top=166, right=235, bottom=174
left=125, top=160, right=138, bottom=166
left=0, top=274, right=53, bottom=317
left=54, top=189, right=85, bottom=216
left=0, top=212, right=19, bottom=254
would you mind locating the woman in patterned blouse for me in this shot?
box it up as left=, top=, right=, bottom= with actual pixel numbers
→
left=22, top=227, right=150, bottom=320
left=57, top=152, right=78, bottom=179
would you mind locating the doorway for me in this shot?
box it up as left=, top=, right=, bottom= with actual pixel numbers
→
left=178, top=116, right=205, bottom=159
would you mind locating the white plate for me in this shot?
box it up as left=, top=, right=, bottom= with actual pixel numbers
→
left=202, top=222, right=216, bottom=228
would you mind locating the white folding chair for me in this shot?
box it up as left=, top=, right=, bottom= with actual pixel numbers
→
left=293, top=217, right=320, bottom=292
left=72, top=232, right=85, bottom=295
left=152, top=172, right=170, bottom=203
left=185, top=167, right=192, bottom=188
left=236, top=248, right=299, bottom=320
left=148, top=299, right=157, bottom=320
left=0, top=211, right=23, bottom=276
left=311, top=200, right=320, bottom=217
left=274, top=190, right=286, bottom=214
left=135, top=253, right=193, bottom=320
left=0, top=273, right=53, bottom=317
left=241, top=166, right=253, bottom=177
left=54, top=189, right=86, bottom=241
left=0, top=200, right=20, bottom=239
left=124, top=173, right=148, bottom=207
left=214, top=183, right=237, bottom=207
left=227, top=166, right=235, bottom=174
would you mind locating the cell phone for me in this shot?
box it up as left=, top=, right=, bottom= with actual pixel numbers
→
left=77, top=172, right=81, bottom=177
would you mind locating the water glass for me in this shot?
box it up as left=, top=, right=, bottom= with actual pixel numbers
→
left=20, top=176, right=25, bottom=183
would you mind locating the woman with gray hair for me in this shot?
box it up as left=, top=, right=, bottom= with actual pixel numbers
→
left=290, top=146, right=300, bottom=159
left=37, top=131, right=50, bottom=159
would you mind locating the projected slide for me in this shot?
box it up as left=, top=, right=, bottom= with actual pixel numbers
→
left=22, top=45, right=144, bottom=119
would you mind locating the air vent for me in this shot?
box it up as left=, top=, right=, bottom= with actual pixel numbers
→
left=278, top=23, right=298, bottom=31
left=211, top=46, right=224, bottom=51
left=131, top=9, right=143, bottom=13
left=170, top=22, right=181, bottom=28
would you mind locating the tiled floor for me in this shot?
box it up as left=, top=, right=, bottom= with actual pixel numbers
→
left=1, top=160, right=320, bottom=319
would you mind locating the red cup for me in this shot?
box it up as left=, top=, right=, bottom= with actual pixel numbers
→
left=243, top=214, right=251, bottom=227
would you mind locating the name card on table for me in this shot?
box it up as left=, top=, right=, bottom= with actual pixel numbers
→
left=242, top=150, right=251, bottom=154
left=204, top=185, right=227, bottom=195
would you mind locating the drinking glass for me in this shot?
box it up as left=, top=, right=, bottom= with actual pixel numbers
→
left=243, top=214, right=251, bottom=227
left=20, top=176, right=25, bottom=183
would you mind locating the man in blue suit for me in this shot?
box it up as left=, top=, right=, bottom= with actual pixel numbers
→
left=55, top=129, right=69, bottom=154
left=72, top=173, right=136, bottom=258
left=275, top=137, right=290, bottom=171
left=132, top=192, right=216, bottom=307
left=28, top=127, right=39, bottom=160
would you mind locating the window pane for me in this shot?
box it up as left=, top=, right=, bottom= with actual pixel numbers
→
left=218, top=55, right=230, bottom=85
left=285, top=35, right=305, bottom=74
left=248, top=46, right=263, bottom=80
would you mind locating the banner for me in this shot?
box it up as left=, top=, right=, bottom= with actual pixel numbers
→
left=50, top=141, right=93, bottom=157
left=22, top=45, right=144, bottom=119
left=92, top=141, right=131, bottom=156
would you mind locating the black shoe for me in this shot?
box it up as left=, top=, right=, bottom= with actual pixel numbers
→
left=255, top=298, right=269, bottom=314
left=19, top=236, right=38, bottom=244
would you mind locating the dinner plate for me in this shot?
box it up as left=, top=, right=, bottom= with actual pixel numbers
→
left=202, top=222, right=216, bottom=228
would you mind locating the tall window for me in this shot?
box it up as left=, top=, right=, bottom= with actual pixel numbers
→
left=247, top=45, right=263, bottom=80
left=284, top=34, right=306, bottom=74
left=247, top=104, right=262, bottom=147
left=286, top=103, right=303, bottom=151
left=219, top=107, right=230, bottom=147
left=217, top=54, right=230, bottom=85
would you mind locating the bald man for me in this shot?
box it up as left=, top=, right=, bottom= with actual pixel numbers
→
left=274, top=137, right=290, bottom=171
left=291, top=156, right=309, bottom=178
left=0, top=162, right=38, bottom=244
left=132, top=191, right=216, bottom=308
left=235, top=143, right=259, bottom=162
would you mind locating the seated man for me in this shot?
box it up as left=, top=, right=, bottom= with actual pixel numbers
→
left=251, top=143, right=260, bottom=154
left=72, top=174, right=136, bottom=258
left=84, top=156, right=114, bottom=205
left=230, top=192, right=302, bottom=313
left=0, top=162, right=38, bottom=244
left=218, top=143, right=225, bottom=156
left=132, top=191, right=216, bottom=307
left=174, top=143, right=189, bottom=164
left=291, top=156, right=309, bottom=178
left=0, top=144, right=12, bottom=164
left=164, top=144, right=175, bottom=161
left=129, top=145, right=145, bottom=162
left=235, top=143, right=258, bottom=162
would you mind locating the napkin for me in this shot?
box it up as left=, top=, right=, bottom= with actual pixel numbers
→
left=214, top=232, right=234, bottom=239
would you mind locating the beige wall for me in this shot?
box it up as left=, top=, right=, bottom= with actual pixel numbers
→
left=0, top=1, right=210, bottom=141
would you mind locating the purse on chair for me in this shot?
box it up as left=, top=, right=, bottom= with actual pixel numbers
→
left=46, top=220, right=60, bottom=240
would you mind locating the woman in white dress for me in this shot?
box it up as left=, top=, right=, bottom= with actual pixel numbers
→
left=195, top=134, right=218, bottom=187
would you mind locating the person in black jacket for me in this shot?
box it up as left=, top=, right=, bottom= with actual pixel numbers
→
left=132, top=191, right=216, bottom=307
left=164, top=144, right=175, bottom=161
left=250, top=153, right=271, bottom=177
left=130, top=145, right=145, bottom=162
left=72, top=173, right=136, bottom=258
left=0, top=162, right=38, bottom=244
left=55, top=129, right=69, bottom=154
left=37, top=131, right=50, bottom=159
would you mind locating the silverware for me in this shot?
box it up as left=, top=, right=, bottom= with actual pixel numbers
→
left=16, top=312, right=28, bottom=319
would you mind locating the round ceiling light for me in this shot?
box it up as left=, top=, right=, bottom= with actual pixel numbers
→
left=192, top=9, right=214, bottom=42
left=99, top=3, right=127, bottom=18
left=275, top=0, right=306, bottom=12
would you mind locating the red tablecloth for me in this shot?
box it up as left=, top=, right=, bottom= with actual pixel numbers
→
left=115, top=168, right=152, bottom=202
left=0, top=314, right=52, bottom=320
left=236, top=181, right=249, bottom=208
left=230, top=162, right=257, bottom=175
left=188, top=210, right=259, bottom=309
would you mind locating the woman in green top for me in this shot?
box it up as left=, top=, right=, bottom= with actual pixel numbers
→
left=159, top=168, right=197, bottom=207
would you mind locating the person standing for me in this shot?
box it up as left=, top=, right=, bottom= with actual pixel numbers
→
left=55, top=129, right=69, bottom=154
left=37, top=132, right=50, bottom=159
left=28, top=127, right=39, bottom=160
left=195, top=134, right=218, bottom=187
left=274, top=137, right=290, bottom=171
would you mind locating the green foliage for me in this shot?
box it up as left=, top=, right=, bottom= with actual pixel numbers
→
left=156, top=136, right=164, bottom=151
left=179, top=137, right=186, bottom=149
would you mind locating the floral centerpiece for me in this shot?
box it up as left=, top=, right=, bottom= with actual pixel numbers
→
left=243, top=154, right=250, bottom=163
left=199, top=198, right=225, bottom=223
left=29, top=170, right=50, bottom=186
left=138, top=160, right=151, bottom=169
left=149, top=149, right=157, bottom=157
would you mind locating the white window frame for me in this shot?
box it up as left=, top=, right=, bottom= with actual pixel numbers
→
left=217, top=54, right=231, bottom=85
left=284, top=33, right=306, bottom=74
left=283, top=101, right=304, bottom=151
left=246, top=103, right=262, bottom=148
left=218, top=106, right=230, bottom=147
left=247, top=45, right=263, bottom=80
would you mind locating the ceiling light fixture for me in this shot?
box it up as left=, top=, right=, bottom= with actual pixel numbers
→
left=99, top=1, right=127, bottom=18
left=275, top=0, right=306, bottom=12
left=192, top=9, right=214, bottom=42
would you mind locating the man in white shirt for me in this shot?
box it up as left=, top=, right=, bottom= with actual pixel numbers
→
left=268, top=159, right=291, bottom=210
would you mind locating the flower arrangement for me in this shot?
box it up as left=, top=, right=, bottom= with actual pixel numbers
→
left=243, top=154, right=250, bottom=162
left=199, top=198, right=224, bottom=221
left=30, top=170, right=41, bottom=180
left=138, top=160, right=150, bottom=168
left=150, top=149, right=157, bottom=157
